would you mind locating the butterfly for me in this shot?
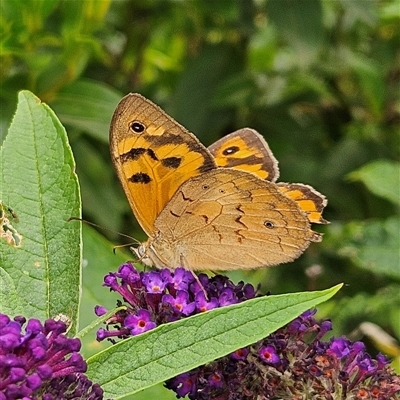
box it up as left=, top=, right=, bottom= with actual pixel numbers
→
left=109, top=94, right=327, bottom=271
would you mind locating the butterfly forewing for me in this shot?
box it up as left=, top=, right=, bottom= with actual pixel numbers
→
left=110, top=93, right=216, bottom=236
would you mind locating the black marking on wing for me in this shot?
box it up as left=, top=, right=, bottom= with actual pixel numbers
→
left=198, top=158, right=215, bottom=173
left=129, top=172, right=152, bottom=184
left=223, top=155, right=263, bottom=166
left=147, top=148, right=158, bottom=161
left=180, top=190, right=195, bottom=202
left=161, top=157, right=182, bottom=169
left=236, top=205, right=245, bottom=214
left=235, top=216, right=248, bottom=229
left=145, top=132, right=185, bottom=146
left=120, top=148, right=146, bottom=163
left=212, top=225, right=223, bottom=243
left=234, top=230, right=245, bottom=243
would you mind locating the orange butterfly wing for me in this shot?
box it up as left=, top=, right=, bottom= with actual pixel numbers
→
left=110, top=93, right=216, bottom=236
left=209, top=128, right=328, bottom=225
left=209, top=128, right=279, bottom=182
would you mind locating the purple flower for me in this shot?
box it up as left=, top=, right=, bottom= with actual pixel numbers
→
left=208, top=371, right=224, bottom=388
left=218, top=288, right=238, bottom=307
left=142, top=270, right=171, bottom=293
left=259, top=345, right=280, bottom=366
left=165, top=310, right=400, bottom=399
left=125, top=309, right=156, bottom=335
left=231, top=348, right=249, bottom=361
left=95, top=263, right=400, bottom=400
left=162, top=291, right=195, bottom=316
left=329, top=336, right=351, bottom=358
left=94, top=306, right=108, bottom=317
left=0, top=314, right=103, bottom=399
left=169, top=268, right=194, bottom=291
left=165, top=372, right=197, bottom=398
left=116, top=263, right=141, bottom=284
left=96, top=264, right=257, bottom=342
left=195, top=291, right=218, bottom=312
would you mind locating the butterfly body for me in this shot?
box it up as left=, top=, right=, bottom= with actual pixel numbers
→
left=110, top=94, right=327, bottom=272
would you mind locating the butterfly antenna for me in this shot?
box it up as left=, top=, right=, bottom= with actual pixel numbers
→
left=68, top=216, right=138, bottom=241
left=112, top=239, right=141, bottom=256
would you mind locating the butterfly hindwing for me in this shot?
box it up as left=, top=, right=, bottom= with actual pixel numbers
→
left=277, top=183, right=328, bottom=224
left=152, top=169, right=319, bottom=270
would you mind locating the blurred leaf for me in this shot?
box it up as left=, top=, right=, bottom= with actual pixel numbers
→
left=0, top=91, right=81, bottom=334
left=1, top=0, right=59, bottom=34
left=87, top=284, right=342, bottom=398
left=338, top=217, right=400, bottom=280
left=80, top=225, right=129, bottom=324
left=338, top=0, right=378, bottom=27
left=212, top=73, right=257, bottom=108
left=323, top=284, right=400, bottom=340
left=346, top=53, right=385, bottom=116
left=265, top=0, right=324, bottom=60
left=381, top=1, right=400, bottom=20
left=50, top=79, right=123, bottom=142
left=72, top=137, right=127, bottom=234
left=348, top=160, right=400, bottom=206
left=62, top=0, right=111, bottom=34
left=169, top=44, right=241, bottom=141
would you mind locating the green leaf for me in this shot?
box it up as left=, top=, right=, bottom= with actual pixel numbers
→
left=0, top=90, right=81, bottom=334
left=87, top=284, right=342, bottom=398
left=348, top=160, right=400, bottom=206
left=338, top=217, right=400, bottom=280
left=0, top=266, right=21, bottom=315
left=50, top=79, right=123, bottom=142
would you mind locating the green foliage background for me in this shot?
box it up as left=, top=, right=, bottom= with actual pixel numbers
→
left=1, top=0, right=399, bottom=392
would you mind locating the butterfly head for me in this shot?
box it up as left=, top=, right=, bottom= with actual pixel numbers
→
left=131, top=238, right=172, bottom=270
left=130, top=243, right=153, bottom=267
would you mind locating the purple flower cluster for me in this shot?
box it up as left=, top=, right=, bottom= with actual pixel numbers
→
left=96, top=264, right=399, bottom=399
left=96, top=263, right=257, bottom=342
left=166, top=310, right=400, bottom=400
left=0, top=314, right=103, bottom=400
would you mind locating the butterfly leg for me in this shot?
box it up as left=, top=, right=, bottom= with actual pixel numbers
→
left=179, top=253, right=209, bottom=299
